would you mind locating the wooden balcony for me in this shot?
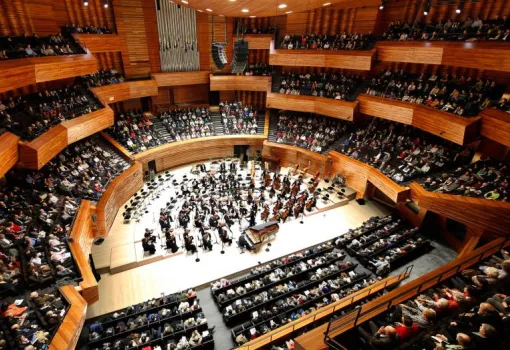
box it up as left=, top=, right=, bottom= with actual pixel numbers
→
left=234, top=34, right=273, bottom=50
left=0, top=53, right=97, bottom=93
left=266, top=93, right=358, bottom=121
left=357, top=94, right=480, bottom=145
left=409, top=183, right=510, bottom=236
left=91, top=80, right=159, bottom=104
left=18, top=107, right=114, bottom=170
left=376, top=41, right=510, bottom=72
left=151, top=71, right=210, bottom=87
left=210, top=75, right=271, bottom=91
left=73, top=34, right=123, bottom=52
left=0, top=132, right=20, bottom=178
left=479, top=108, right=510, bottom=147
left=269, top=41, right=375, bottom=71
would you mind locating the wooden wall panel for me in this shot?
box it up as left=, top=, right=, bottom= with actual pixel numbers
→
left=0, top=132, right=20, bottom=179
left=95, top=162, right=144, bottom=237
left=91, top=80, right=158, bottom=104
left=0, top=53, right=97, bottom=93
left=210, top=75, right=270, bottom=91
left=262, top=141, right=329, bottom=177
left=141, top=0, right=161, bottom=74
left=266, top=93, right=358, bottom=121
left=237, top=34, right=273, bottom=50
left=196, top=11, right=211, bottom=71
left=74, top=34, right=123, bottom=52
left=480, top=108, right=510, bottom=147
left=67, top=200, right=98, bottom=304
left=409, top=182, right=510, bottom=237
left=248, top=49, right=270, bottom=65
left=235, top=91, right=267, bottom=110
left=329, top=150, right=409, bottom=203
left=49, top=285, right=87, bottom=350
left=62, top=107, right=114, bottom=144
left=152, top=71, right=210, bottom=87
left=133, top=136, right=266, bottom=172
left=94, top=52, right=124, bottom=72
left=18, top=124, right=68, bottom=170
left=172, top=84, right=210, bottom=105
left=358, top=94, right=414, bottom=124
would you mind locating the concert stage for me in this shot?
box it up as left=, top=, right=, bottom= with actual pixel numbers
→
left=88, top=159, right=389, bottom=319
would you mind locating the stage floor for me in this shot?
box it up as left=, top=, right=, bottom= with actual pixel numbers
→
left=87, top=160, right=390, bottom=319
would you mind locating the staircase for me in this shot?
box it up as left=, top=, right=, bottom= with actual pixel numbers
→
left=268, top=113, right=279, bottom=142
left=150, top=116, right=174, bottom=142
left=209, top=111, right=225, bottom=135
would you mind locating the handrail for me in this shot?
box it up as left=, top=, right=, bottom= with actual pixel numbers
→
left=324, top=235, right=510, bottom=343
left=235, top=266, right=412, bottom=350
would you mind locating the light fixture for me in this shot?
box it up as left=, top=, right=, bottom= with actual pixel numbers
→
left=423, top=0, right=430, bottom=16
left=286, top=11, right=292, bottom=14
left=197, top=9, right=203, bottom=12
left=181, top=0, right=188, bottom=4
left=229, top=0, right=237, bottom=2
left=456, top=1, right=464, bottom=14
left=379, top=0, right=385, bottom=10
left=323, top=2, right=331, bottom=6
left=241, top=9, right=249, bottom=13
left=278, top=4, right=287, bottom=8
left=250, top=15, right=256, bottom=18
left=206, top=8, right=213, bottom=11
left=83, top=0, right=89, bottom=6
left=103, top=0, right=108, bottom=8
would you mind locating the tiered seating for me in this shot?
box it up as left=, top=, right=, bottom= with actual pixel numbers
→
left=62, top=24, right=114, bottom=35
left=273, top=111, right=349, bottom=153
left=238, top=26, right=276, bottom=34
left=383, top=17, right=510, bottom=41
left=77, top=69, right=125, bottom=88
left=492, top=97, right=510, bottom=112
left=219, top=102, right=260, bottom=135
left=335, top=117, right=472, bottom=184
left=333, top=249, right=510, bottom=349
left=107, top=111, right=169, bottom=154
left=336, top=216, right=431, bottom=275
left=158, top=107, right=216, bottom=141
left=9, top=136, right=131, bottom=201
left=243, top=63, right=272, bottom=76
left=419, top=158, right=509, bottom=201
left=278, top=71, right=362, bottom=101
left=210, top=242, right=375, bottom=346
left=85, top=288, right=214, bottom=350
left=0, top=33, right=85, bottom=60
left=0, top=286, right=69, bottom=349
left=0, top=85, right=103, bottom=140
left=366, top=69, right=503, bottom=117
left=279, top=33, right=375, bottom=50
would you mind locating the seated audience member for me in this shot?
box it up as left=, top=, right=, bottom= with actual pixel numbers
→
left=142, top=238, right=156, bottom=255
left=78, top=69, right=125, bottom=88
left=358, top=323, right=399, bottom=349
left=243, top=62, right=272, bottom=76
left=219, top=102, right=259, bottom=135
left=280, top=32, right=374, bottom=50
left=159, top=107, right=215, bottom=141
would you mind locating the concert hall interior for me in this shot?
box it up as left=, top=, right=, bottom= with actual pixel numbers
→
left=1, top=1, right=510, bottom=350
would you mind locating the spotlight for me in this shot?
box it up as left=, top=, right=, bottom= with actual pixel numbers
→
left=424, top=10, right=428, bottom=16
left=456, top=1, right=464, bottom=14
left=379, top=0, right=386, bottom=10
left=103, top=0, right=108, bottom=8
left=83, top=0, right=89, bottom=6
left=423, top=0, right=430, bottom=16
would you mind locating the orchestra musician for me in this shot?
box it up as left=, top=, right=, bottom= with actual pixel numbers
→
left=165, top=230, right=179, bottom=253
left=218, top=225, right=232, bottom=245
left=183, top=230, right=197, bottom=254
left=201, top=231, right=213, bottom=251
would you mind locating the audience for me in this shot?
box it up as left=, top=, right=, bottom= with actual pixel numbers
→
left=274, top=111, right=349, bottom=153
left=278, top=71, right=362, bottom=101
left=420, top=159, right=509, bottom=202
left=159, top=107, right=215, bottom=141
left=239, top=26, right=275, bottom=34
left=0, top=84, right=103, bottom=140
left=366, top=69, right=502, bottom=117
left=77, top=69, right=125, bottom=88
left=0, top=32, right=84, bottom=60
left=219, top=102, right=259, bottom=135
left=382, top=16, right=510, bottom=41
left=244, top=63, right=272, bottom=76
left=280, top=32, right=375, bottom=50
left=62, top=24, right=113, bottom=35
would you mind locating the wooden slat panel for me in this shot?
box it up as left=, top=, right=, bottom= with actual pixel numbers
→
left=62, top=107, right=114, bottom=144
left=91, top=80, right=158, bottom=104
left=0, top=132, right=20, bottom=178
left=152, top=71, right=210, bottom=87
left=18, top=124, right=68, bottom=170
left=172, top=84, right=210, bottom=105
left=210, top=75, right=271, bottom=91
left=480, top=108, right=510, bottom=147
left=358, top=94, right=414, bottom=124
left=376, top=43, right=444, bottom=65
left=73, top=34, right=123, bottom=52
left=49, top=285, right=87, bottom=350
left=234, top=34, right=273, bottom=50
left=0, top=53, right=97, bottom=93
left=95, top=162, right=144, bottom=237
left=266, top=93, right=358, bottom=121
left=128, top=80, right=159, bottom=99
left=67, top=200, right=98, bottom=304
left=410, top=182, right=510, bottom=237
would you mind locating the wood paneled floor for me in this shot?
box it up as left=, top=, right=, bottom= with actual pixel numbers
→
left=87, top=161, right=390, bottom=319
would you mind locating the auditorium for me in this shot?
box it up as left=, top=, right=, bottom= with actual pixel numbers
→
left=0, top=0, right=509, bottom=349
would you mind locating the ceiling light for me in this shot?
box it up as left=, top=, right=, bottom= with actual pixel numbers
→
left=83, top=0, right=89, bottom=6
left=423, top=10, right=428, bottom=15
left=181, top=0, right=188, bottom=4
left=197, top=9, right=203, bottom=12
left=206, top=8, right=213, bottom=11
left=229, top=0, right=237, bottom=2
left=286, top=11, right=292, bottom=14
left=278, top=4, right=287, bottom=8
left=456, top=8, right=461, bottom=13
left=250, top=16, right=256, bottom=18
left=241, top=9, right=249, bottom=13
left=219, top=14, right=224, bottom=16
left=103, top=0, right=108, bottom=8
left=323, top=2, right=331, bottom=6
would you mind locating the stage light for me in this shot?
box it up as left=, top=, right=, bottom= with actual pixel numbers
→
left=83, top=0, right=89, bottom=6
left=456, top=1, right=464, bottom=14
left=241, top=9, right=249, bottom=13
left=423, top=0, right=430, bottom=16
left=103, top=0, right=108, bottom=8
left=278, top=4, right=287, bottom=9
left=379, top=0, right=386, bottom=10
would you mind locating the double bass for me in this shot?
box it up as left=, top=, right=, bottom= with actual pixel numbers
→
left=294, top=203, right=303, bottom=218
left=261, top=206, right=270, bottom=221
left=281, top=208, right=290, bottom=222
left=305, top=197, right=316, bottom=211
left=291, top=182, right=300, bottom=197
left=291, top=164, right=300, bottom=176
left=274, top=176, right=282, bottom=191
left=270, top=212, right=280, bottom=222
left=309, top=178, right=320, bottom=193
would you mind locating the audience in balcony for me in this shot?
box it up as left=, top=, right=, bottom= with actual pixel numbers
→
left=492, top=97, right=510, bottom=112
left=336, top=118, right=472, bottom=184
left=279, top=71, right=362, bottom=101
left=274, top=111, right=348, bottom=153
left=78, top=69, right=125, bottom=88
left=239, top=26, right=275, bottom=34
left=159, top=107, right=215, bottom=141
left=219, top=102, right=259, bottom=135
left=62, top=23, right=113, bottom=34
left=280, top=32, right=374, bottom=50
left=419, top=159, right=509, bottom=202
left=244, top=63, right=272, bottom=76
left=0, top=85, right=103, bottom=140
left=383, top=16, right=510, bottom=41
left=0, top=32, right=84, bottom=60
left=365, top=69, right=501, bottom=117
left=108, top=111, right=167, bottom=154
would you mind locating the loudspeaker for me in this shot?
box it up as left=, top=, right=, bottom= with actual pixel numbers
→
left=356, top=198, right=365, bottom=205
left=89, top=254, right=102, bottom=282
left=212, top=43, right=227, bottom=69
left=231, top=40, right=249, bottom=74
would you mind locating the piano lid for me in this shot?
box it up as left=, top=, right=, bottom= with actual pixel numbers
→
left=248, top=221, right=279, bottom=232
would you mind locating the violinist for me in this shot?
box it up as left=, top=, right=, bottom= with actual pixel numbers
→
left=184, top=230, right=197, bottom=254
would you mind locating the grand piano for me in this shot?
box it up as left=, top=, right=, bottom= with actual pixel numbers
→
left=243, top=221, right=279, bottom=253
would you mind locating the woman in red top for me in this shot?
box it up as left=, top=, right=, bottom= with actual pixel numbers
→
left=394, top=315, right=419, bottom=343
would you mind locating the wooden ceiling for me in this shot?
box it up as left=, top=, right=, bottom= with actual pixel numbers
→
left=172, top=0, right=379, bottom=18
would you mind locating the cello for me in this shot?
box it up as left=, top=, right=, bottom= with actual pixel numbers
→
left=261, top=205, right=270, bottom=221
